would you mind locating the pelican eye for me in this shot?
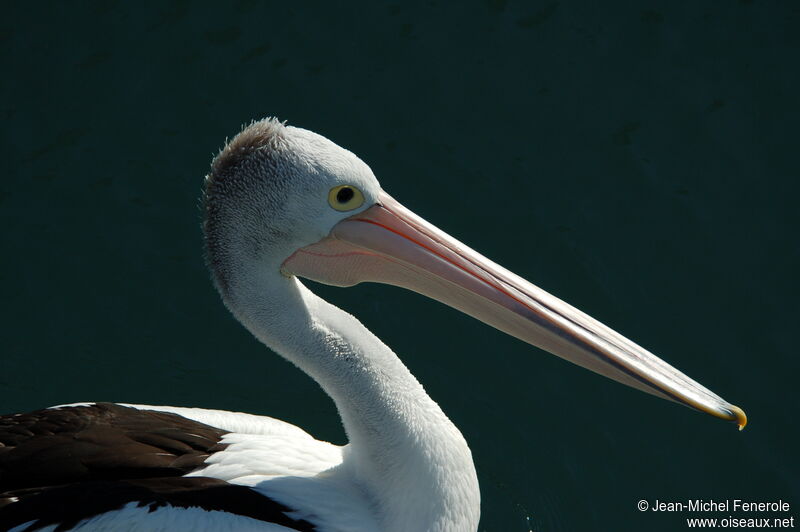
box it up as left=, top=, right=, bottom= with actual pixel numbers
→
left=328, top=185, right=365, bottom=212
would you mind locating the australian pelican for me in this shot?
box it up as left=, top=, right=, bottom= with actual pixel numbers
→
left=0, top=119, right=746, bottom=531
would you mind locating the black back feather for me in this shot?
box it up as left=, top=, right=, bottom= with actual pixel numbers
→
left=0, top=403, right=317, bottom=531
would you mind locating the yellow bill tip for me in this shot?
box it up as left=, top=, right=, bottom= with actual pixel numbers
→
left=700, top=402, right=747, bottom=430
left=728, top=405, right=748, bottom=431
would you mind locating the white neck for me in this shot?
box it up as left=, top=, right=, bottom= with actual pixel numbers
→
left=222, top=265, right=480, bottom=532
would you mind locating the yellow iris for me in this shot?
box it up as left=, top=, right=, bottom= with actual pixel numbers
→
left=328, top=185, right=365, bottom=212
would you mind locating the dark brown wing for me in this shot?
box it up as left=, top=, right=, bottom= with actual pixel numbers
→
left=0, top=403, right=228, bottom=494
left=0, top=403, right=318, bottom=531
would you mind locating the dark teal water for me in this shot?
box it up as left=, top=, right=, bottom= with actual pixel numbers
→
left=2, top=2, right=798, bottom=531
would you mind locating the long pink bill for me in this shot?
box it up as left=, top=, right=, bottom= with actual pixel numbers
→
left=282, top=191, right=746, bottom=429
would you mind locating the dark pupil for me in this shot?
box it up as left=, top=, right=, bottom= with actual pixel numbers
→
left=336, top=187, right=355, bottom=203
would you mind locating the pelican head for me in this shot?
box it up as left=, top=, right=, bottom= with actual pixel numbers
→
left=203, top=117, right=746, bottom=429
left=204, top=119, right=382, bottom=294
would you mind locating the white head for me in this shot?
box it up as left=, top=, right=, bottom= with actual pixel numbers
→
left=203, top=118, right=380, bottom=297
